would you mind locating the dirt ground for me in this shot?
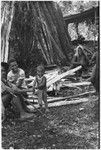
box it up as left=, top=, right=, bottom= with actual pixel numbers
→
left=2, top=84, right=100, bottom=149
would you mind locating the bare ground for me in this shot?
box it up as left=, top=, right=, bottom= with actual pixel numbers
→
left=2, top=84, right=100, bottom=149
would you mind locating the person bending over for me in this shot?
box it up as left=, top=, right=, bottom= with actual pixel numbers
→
left=7, top=58, right=31, bottom=111
left=70, top=45, right=89, bottom=77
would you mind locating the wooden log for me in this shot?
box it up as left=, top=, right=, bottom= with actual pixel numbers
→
left=48, top=90, right=96, bottom=103
left=47, top=71, right=58, bottom=82
left=62, top=81, right=91, bottom=87
left=47, top=98, right=89, bottom=107
left=26, top=67, right=82, bottom=88
left=27, top=90, right=96, bottom=104
left=47, top=66, right=82, bottom=87
left=28, top=97, right=98, bottom=109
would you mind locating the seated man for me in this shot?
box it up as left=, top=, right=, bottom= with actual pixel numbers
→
left=70, top=45, right=89, bottom=77
left=7, top=59, right=29, bottom=108
left=7, top=59, right=27, bottom=89
left=1, top=62, right=34, bottom=121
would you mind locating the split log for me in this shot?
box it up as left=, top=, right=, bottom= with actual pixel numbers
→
left=28, top=97, right=98, bottom=109
left=26, top=66, right=82, bottom=88
left=46, top=98, right=89, bottom=108
left=27, top=90, right=96, bottom=104
left=47, top=66, right=82, bottom=87
left=47, top=71, right=58, bottom=82
left=62, top=81, right=91, bottom=87
left=48, top=90, right=96, bottom=103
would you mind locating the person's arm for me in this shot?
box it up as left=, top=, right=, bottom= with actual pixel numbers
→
left=16, top=78, right=24, bottom=88
left=7, top=72, right=15, bottom=84
left=13, top=87, right=33, bottom=93
left=32, top=78, right=37, bottom=93
left=16, top=69, right=25, bottom=88
left=1, top=82, right=15, bottom=94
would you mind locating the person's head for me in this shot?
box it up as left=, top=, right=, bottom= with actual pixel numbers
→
left=37, top=65, right=45, bottom=77
left=8, top=59, right=18, bottom=73
left=1, top=62, right=9, bottom=80
left=75, top=45, right=83, bottom=56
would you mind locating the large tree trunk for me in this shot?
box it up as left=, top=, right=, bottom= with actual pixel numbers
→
left=2, top=1, right=72, bottom=74
left=37, top=2, right=66, bottom=60
left=46, top=2, right=71, bottom=62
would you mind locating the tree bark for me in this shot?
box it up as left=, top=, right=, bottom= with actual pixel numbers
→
left=1, top=1, right=15, bottom=62
left=39, top=2, right=66, bottom=60
left=47, top=2, right=71, bottom=62
left=2, top=1, right=72, bottom=73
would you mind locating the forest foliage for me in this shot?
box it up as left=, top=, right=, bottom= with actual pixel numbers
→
left=58, top=1, right=99, bottom=41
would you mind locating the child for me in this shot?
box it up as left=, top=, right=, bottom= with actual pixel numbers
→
left=33, top=65, right=49, bottom=112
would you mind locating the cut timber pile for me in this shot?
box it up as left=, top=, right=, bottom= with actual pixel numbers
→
left=47, top=66, right=82, bottom=87
left=26, top=65, right=82, bottom=88
left=28, top=91, right=96, bottom=103
left=27, top=97, right=98, bottom=110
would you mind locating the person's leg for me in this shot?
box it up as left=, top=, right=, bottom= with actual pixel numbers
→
left=14, top=93, right=35, bottom=113
left=2, top=94, right=12, bottom=108
left=2, top=93, right=13, bottom=120
left=37, top=90, right=43, bottom=108
left=12, top=96, right=34, bottom=120
left=43, top=91, right=49, bottom=112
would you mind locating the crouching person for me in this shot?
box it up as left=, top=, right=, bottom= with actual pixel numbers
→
left=33, top=65, right=49, bottom=113
left=1, top=62, right=34, bottom=121
left=70, top=45, right=89, bottom=77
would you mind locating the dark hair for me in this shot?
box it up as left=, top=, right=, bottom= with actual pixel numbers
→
left=1, top=62, right=9, bottom=71
left=8, top=58, right=17, bottom=65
